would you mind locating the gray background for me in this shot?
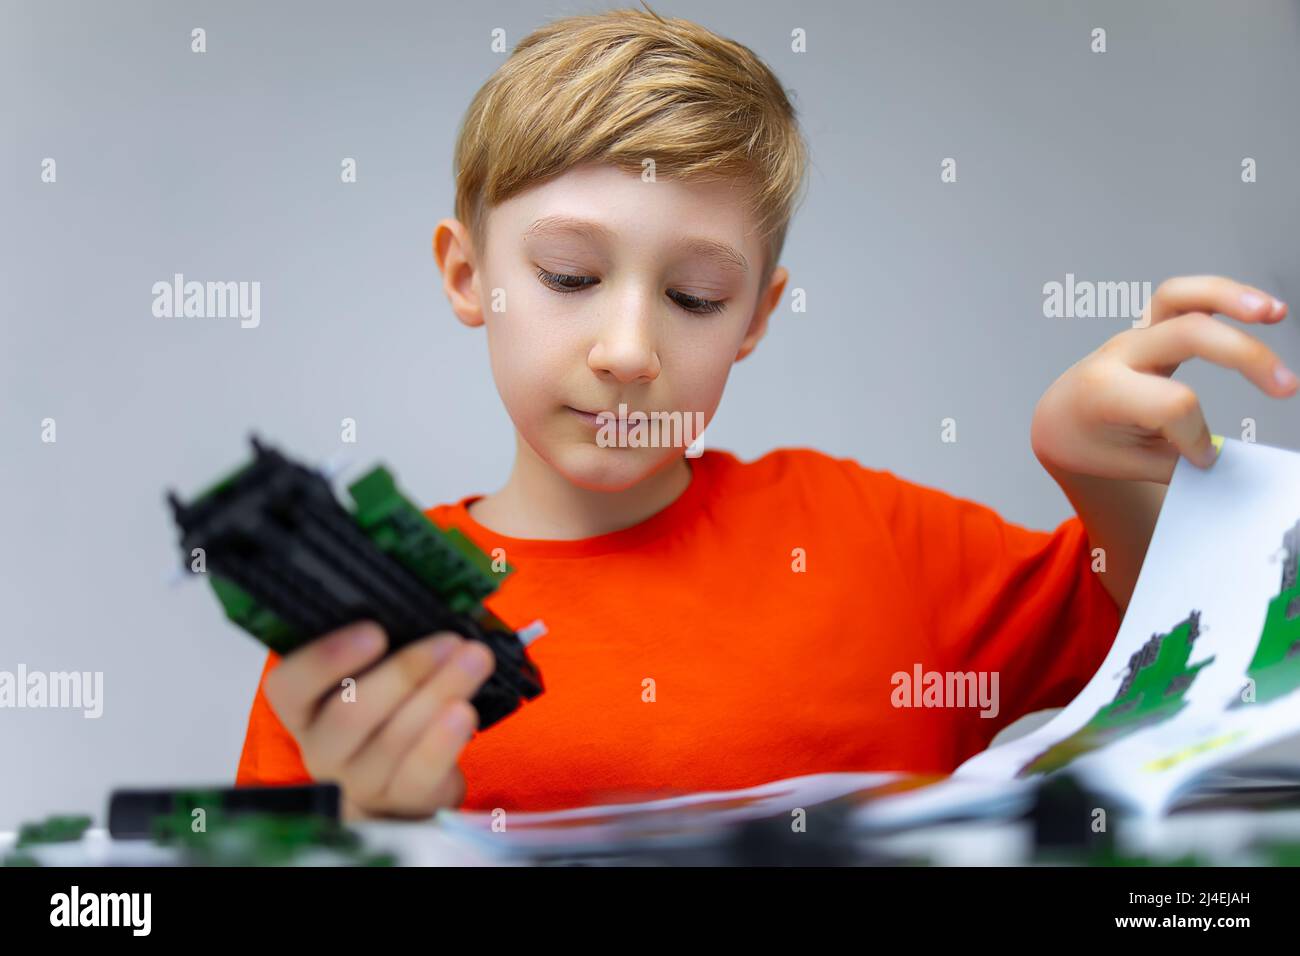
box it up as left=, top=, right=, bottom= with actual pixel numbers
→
left=2, top=0, right=1298, bottom=829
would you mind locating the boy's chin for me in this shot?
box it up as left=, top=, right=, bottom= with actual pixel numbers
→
left=546, top=441, right=680, bottom=493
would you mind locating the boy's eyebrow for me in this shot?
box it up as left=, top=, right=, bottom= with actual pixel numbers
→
left=523, top=215, right=749, bottom=275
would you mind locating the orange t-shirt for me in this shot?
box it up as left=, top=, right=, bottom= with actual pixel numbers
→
left=235, top=446, right=1120, bottom=811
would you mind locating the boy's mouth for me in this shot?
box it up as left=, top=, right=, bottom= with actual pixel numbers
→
left=565, top=406, right=614, bottom=429
left=566, top=403, right=637, bottom=429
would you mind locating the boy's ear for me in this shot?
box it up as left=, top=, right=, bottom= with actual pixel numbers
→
left=735, top=264, right=788, bottom=362
left=433, top=218, right=485, bottom=329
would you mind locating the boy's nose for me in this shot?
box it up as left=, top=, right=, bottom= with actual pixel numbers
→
left=588, top=295, right=662, bottom=384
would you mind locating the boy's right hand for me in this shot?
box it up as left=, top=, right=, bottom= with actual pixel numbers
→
left=262, top=621, right=495, bottom=820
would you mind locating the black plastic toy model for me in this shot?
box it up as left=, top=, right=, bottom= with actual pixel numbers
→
left=167, top=436, right=544, bottom=730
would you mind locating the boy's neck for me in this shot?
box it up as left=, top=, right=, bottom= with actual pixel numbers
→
left=466, top=432, right=694, bottom=540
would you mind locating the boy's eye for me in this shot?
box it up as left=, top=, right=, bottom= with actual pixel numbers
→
left=536, top=269, right=598, bottom=292
left=536, top=269, right=727, bottom=315
left=667, top=290, right=727, bottom=315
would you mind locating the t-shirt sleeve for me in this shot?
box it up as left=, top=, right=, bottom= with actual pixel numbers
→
left=833, top=456, right=1122, bottom=751
left=235, top=651, right=315, bottom=787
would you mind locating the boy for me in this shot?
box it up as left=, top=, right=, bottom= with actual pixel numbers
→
left=236, top=8, right=1294, bottom=819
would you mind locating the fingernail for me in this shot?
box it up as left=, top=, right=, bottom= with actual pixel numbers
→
left=350, top=625, right=384, bottom=652
left=1275, top=364, right=1298, bottom=390
left=441, top=704, right=473, bottom=736
left=456, top=645, right=492, bottom=678
left=427, top=636, right=458, bottom=663
left=1243, top=291, right=1268, bottom=312
left=1273, top=297, right=1287, bottom=316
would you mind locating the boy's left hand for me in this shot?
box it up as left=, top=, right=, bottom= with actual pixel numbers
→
left=1031, top=275, right=1296, bottom=484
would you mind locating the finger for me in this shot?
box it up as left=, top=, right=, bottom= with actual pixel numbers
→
left=1157, top=386, right=1217, bottom=470
left=440, top=766, right=468, bottom=809
left=304, top=632, right=463, bottom=769
left=344, top=641, right=494, bottom=807
left=1096, top=370, right=1217, bottom=469
left=376, top=765, right=468, bottom=815
left=1147, top=275, right=1287, bottom=326
left=1123, top=312, right=1298, bottom=396
left=263, top=622, right=387, bottom=736
left=380, top=700, right=479, bottom=815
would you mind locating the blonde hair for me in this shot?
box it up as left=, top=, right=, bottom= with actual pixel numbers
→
left=453, top=4, right=809, bottom=291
